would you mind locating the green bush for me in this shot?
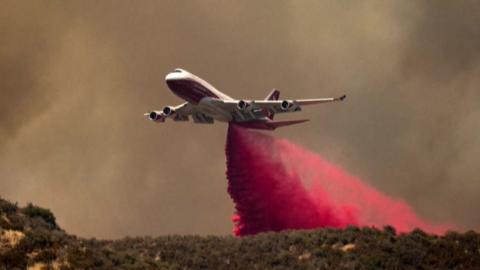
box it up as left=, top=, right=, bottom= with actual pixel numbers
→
left=0, top=198, right=18, bottom=214
left=22, top=203, right=57, bottom=228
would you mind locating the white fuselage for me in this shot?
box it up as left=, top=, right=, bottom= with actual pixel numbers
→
left=165, top=69, right=236, bottom=122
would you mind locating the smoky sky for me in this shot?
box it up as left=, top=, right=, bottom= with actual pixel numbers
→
left=0, top=1, right=479, bottom=238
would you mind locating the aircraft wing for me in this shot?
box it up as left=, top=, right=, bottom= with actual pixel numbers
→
left=145, top=102, right=214, bottom=124
left=214, top=94, right=346, bottom=121
left=254, top=95, right=345, bottom=113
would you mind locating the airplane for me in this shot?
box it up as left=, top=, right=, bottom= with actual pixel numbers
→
left=145, top=68, right=346, bottom=130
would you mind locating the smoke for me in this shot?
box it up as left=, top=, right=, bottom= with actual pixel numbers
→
left=0, top=1, right=479, bottom=238
left=226, top=124, right=449, bottom=236
left=0, top=2, right=65, bottom=144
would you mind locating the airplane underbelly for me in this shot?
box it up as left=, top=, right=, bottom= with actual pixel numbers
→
left=199, top=98, right=232, bottom=122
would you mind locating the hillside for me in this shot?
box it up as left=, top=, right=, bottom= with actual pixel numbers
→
left=1, top=197, right=479, bottom=270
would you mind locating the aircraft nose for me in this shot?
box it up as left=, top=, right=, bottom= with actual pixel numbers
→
left=165, top=69, right=186, bottom=81
left=165, top=72, right=177, bottom=81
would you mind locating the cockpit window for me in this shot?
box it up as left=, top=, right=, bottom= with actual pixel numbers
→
left=173, top=69, right=182, bottom=73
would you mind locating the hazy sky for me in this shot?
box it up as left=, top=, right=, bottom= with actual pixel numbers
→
left=1, top=1, right=479, bottom=238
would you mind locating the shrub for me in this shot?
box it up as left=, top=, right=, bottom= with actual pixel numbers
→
left=22, top=203, right=57, bottom=228
left=0, top=198, right=17, bottom=214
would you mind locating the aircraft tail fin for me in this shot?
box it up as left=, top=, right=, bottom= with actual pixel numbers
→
left=265, top=89, right=280, bottom=120
left=233, top=119, right=309, bottom=130
left=265, top=89, right=280, bottom=101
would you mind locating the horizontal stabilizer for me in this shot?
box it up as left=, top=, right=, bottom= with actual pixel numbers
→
left=233, top=119, right=309, bottom=130
left=267, top=119, right=309, bottom=129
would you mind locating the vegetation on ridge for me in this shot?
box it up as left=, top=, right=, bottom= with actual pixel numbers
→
left=1, top=196, right=479, bottom=269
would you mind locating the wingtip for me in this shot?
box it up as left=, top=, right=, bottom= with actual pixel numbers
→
left=333, top=95, right=347, bottom=101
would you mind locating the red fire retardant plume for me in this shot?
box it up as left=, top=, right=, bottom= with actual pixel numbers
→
left=226, top=124, right=448, bottom=236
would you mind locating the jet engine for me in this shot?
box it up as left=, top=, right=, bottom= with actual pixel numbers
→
left=237, top=100, right=251, bottom=110
left=148, top=111, right=163, bottom=121
left=280, top=100, right=293, bottom=111
left=162, top=106, right=176, bottom=116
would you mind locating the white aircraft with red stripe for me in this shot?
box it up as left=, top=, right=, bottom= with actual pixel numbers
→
left=145, top=68, right=346, bottom=130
